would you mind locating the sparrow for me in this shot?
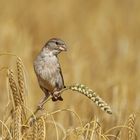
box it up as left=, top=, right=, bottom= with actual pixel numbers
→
left=33, top=38, right=67, bottom=106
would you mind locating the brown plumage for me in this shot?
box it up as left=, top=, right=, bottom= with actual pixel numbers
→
left=34, top=38, right=67, bottom=106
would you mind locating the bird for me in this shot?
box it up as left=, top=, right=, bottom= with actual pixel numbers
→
left=33, top=38, right=67, bottom=107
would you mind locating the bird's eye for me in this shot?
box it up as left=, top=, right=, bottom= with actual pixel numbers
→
left=55, top=41, right=59, bottom=45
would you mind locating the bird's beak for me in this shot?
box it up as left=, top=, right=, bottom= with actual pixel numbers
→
left=59, top=45, right=67, bottom=51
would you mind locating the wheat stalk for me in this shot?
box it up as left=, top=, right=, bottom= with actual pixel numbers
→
left=13, top=105, right=22, bottom=140
left=69, top=84, right=112, bottom=114
left=27, top=83, right=112, bottom=125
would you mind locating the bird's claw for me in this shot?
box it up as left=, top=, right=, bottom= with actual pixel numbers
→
left=53, top=91, right=61, bottom=99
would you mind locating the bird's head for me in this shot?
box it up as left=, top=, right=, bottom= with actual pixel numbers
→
left=44, top=38, right=67, bottom=55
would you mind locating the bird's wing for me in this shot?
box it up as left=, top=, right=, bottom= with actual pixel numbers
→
left=59, top=67, right=65, bottom=85
left=55, top=67, right=65, bottom=89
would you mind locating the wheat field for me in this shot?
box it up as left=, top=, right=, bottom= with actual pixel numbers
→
left=0, top=0, right=140, bottom=139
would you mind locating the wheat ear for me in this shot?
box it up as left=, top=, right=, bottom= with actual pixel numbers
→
left=127, top=113, right=136, bottom=140
left=8, top=69, right=21, bottom=107
left=16, top=57, right=25, bottom=106
left=16, top=57, right=26, bottom=121
left=37, top=116, right=46, bottom=140
left=32, top=120, right=38, bottom=140
left=23, top=121, right=38, bottom=140
left=13, top=105, right=22, bottom=140
left=69, top=84, right=112, bottom=114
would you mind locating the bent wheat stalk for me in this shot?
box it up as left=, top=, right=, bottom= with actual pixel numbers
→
left=39, top=84, right=112, bottom=114
left=27, top=84, right=112, bottom=125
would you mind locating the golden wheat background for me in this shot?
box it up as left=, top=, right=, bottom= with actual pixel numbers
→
left=0, top=0, right=140, bottom=139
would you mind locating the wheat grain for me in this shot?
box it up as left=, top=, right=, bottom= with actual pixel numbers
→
left=69, top=84, right=112, bottom=114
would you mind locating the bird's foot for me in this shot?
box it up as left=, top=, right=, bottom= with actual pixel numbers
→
left=53, top=91, right=60, bottom=99
left=52, top=91, right=63, bottom=101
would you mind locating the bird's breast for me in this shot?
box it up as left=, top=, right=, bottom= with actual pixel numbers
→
left=34, top=54, right=61, bottom=91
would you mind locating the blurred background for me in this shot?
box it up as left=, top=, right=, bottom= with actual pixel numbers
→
left=0, top=0, right=140, bottom=138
